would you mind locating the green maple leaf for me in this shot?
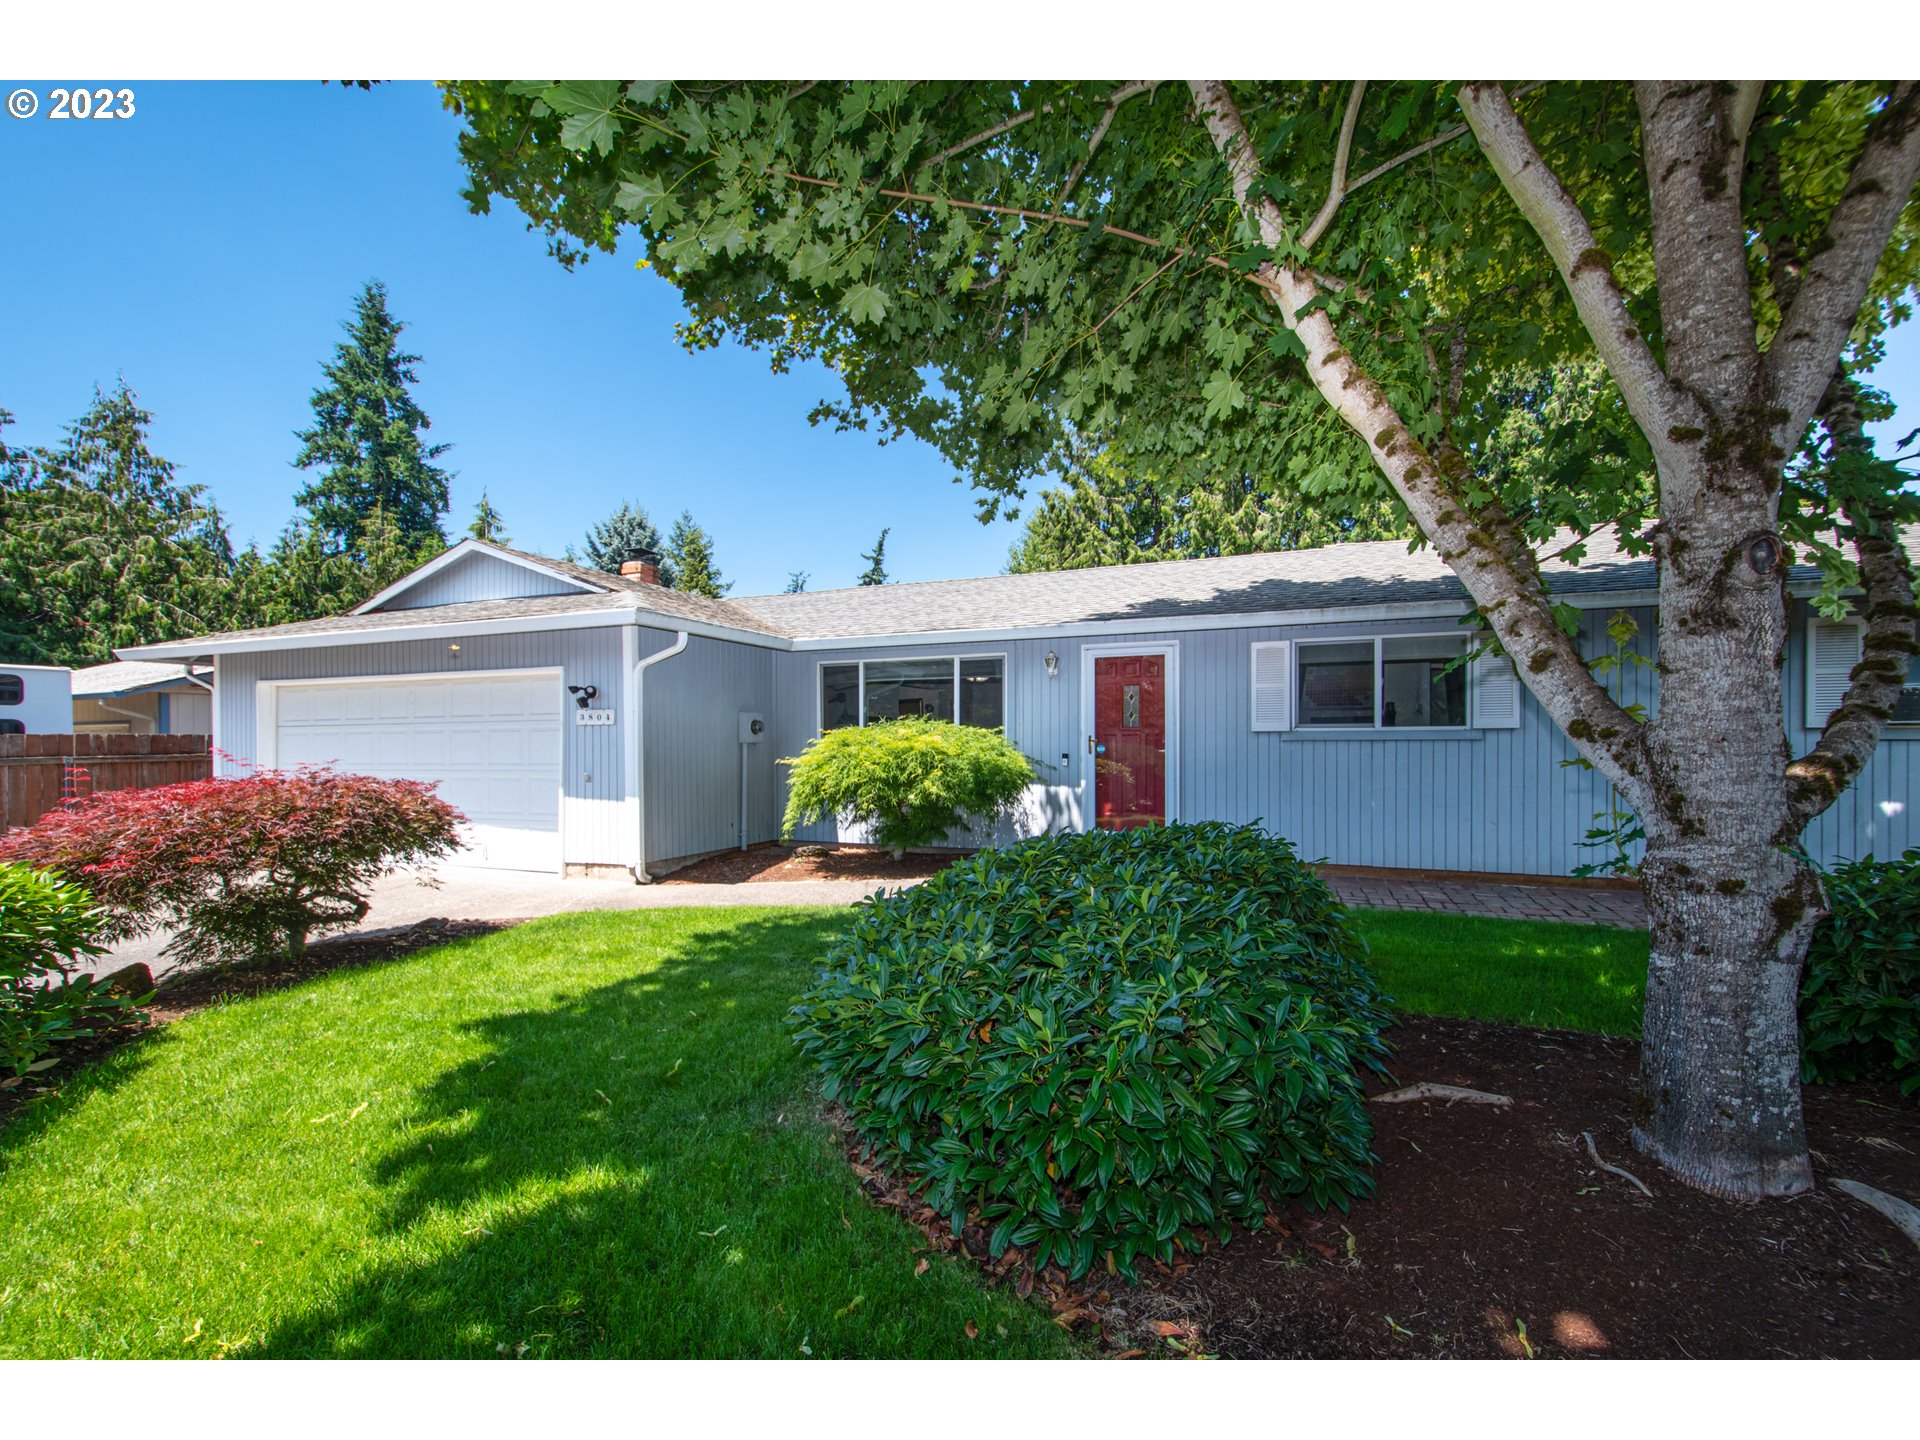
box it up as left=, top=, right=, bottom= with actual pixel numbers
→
left=841, top=283, right=890, bottom=327
left=1201, top=371, right=1247, bottom=420
left=545, top=81, right=623, bottom=155
left=615, top=175, right=669, bottom=215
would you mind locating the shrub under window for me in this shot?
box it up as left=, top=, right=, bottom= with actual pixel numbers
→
left=1800, top=848, right=1920, bottom=1097
left=780, top=715, right=1032, bottom=857
left=789, top=822, right=1391, bottom=1279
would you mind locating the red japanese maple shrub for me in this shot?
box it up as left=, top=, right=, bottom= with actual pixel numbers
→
left=0, top=769, right=464, bottom=966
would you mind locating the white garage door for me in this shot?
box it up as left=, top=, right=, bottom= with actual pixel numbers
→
left=270, top=672, right=564, bottom=872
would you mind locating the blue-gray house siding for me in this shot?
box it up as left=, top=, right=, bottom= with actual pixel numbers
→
left=773, top=605, right=1912, bottom=873
left=149, top=535, right=1913, bottom=880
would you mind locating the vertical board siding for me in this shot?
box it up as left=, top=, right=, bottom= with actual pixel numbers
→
left=378, top=552, right=590, bottom=610
left=771, top=610, right=1678, bottom=877
left=207, top=598, right=1914, bottom=878
left=640, top=630, right=779, bottom=863
left=216, top=627, right=629, bottom=866
left=1788, top=599, right=1916, bottom=865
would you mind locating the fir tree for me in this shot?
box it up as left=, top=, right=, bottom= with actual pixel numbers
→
left=783, top=570, right=810, bottom=593
left=857, top=528, right=890, bottom=586
left=665, top=511, right=730, bottom=597
left=579, top=500, right=674, bottom=583
left=292, top=280, right=452, bottom=558
left=468, top=489, right=509, bottom=544
left=0, top=382, right=237, bottom=664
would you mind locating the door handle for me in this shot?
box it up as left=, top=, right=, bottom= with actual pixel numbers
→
left=1086, top=735, right=1094, bottom=755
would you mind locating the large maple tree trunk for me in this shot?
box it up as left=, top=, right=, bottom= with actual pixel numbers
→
left=1636, top=832, right=1819, bottom=1197
left=1186, top=78, right=1920, bottom=1199
left=1629, top=446, right=1827, bottom=1197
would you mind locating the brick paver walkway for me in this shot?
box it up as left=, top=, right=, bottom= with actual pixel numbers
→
left=1324, top=871, right=1647, bottom=929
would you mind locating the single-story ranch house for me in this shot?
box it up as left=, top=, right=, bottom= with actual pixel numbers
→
left=120, top=533, right=1919, bottom=880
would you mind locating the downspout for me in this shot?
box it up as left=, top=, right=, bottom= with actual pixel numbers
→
left=90, top=697, right=158, bottom=731
left=632, top=629, right=690, bottom=883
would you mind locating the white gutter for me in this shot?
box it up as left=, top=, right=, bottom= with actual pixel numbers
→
left=113, top=605, right=785, bottom=661
left=631, top=629, right=690, bottom=883
left=88, top=697, right=157, bottom=730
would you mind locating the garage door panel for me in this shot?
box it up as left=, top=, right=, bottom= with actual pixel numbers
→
left=272, top=674, right=563, bottom=873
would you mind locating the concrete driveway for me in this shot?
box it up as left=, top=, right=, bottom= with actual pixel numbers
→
left=104, top=864, right=909, bottom=979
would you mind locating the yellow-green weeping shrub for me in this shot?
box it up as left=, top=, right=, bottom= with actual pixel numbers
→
left=788, top=823, right=1391, bottom=1279
left=779, top=716, right=1033, bottom=857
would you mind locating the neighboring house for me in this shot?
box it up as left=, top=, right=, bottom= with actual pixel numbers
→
left=0, top=664, right=73, bottom=735
left=70, top=661, right=215, bottom=735
left=117, top=534, right=1920, bottom=879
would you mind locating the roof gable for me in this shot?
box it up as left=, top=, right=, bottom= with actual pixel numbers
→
left=357, top=541, right=607, bottom=614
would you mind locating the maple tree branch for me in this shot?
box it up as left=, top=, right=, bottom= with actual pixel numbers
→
left=1341, top=82, right=1544, bottom=200
left=1060, top=82, right=1156, bottom=205
left=769, top=168, right=1296, bottom=302
left=926, top=108, right=1040, bottom=167
left=1460, top=81, right=1691, bottom=451
left=1785, top=372, right=1920, bottom=830
left=1300, top=80, right=1367, bottom=251
left=1186, top=79, right=1650, bottom=808
left=1766, top=80, right=1920, bottom=453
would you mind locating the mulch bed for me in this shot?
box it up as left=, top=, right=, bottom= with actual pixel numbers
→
left=0, top=919, right=504, bottom=1129
left=843, top=1017, right=1920, bottom=1359
left=661, top=843, right=965, bottom=886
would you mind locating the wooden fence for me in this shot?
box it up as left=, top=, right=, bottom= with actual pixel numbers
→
left=0, top=734, right=212, bottom=833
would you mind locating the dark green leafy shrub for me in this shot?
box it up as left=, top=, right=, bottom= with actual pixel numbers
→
left=1, top=862, right=145, bottom=1080
left=789, top=822, right=1390, bottom=1279
left=779, top=716, right=1033, bottom=858
left=1800, top=848, right=1920, bottom=1096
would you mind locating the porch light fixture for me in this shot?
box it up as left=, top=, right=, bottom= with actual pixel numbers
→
left=448, top=642, right=461, bottom=656
left=1043, top=651, right=1059, bottom=679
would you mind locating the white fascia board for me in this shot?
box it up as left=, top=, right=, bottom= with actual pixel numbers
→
left=117, top=605, right=789, bottom=660
left=781, top=587, right=1663, bottom=652
left=349, top=539, right=606, bottom=616
left=117, top=583, right=1673, bottom=662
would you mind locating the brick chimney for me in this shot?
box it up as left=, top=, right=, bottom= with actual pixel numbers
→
left=620, top=545, right=663, bottom=586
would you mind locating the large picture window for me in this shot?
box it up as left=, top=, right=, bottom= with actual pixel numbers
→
left=1297, top=635, right=1468, bottom=729
left=820, top=656, right=1006, bottom=732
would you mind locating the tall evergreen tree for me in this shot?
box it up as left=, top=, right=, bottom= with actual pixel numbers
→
left=1009, top=452, right=1407, bottom=574
left=578, top=500, right=675, bottom=583
left=229, top=504, right=442, bottom=631
left=665, top=511, right=729, bottom=597
left=856, top=528, right=890, bottom=586
left=292, top=280, right=452, bottom=558
left=468, top=489, right=509, bottom=544
left=783, top=570, right=810, bottom=593
left=0, top=382, right=237, bottom=665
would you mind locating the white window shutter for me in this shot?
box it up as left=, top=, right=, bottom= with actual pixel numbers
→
left=1251, top=641, right=1293, bottom=731
left=1469, top=650, right=1522, bottom=729
left=1806, top=616, right=1863, bottom=729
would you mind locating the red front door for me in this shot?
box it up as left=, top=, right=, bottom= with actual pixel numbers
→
left=1093, top=654, right=1167, bottom=829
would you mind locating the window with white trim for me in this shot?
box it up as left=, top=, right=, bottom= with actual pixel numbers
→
left=1294, top=634, right=1469, bottom=729
left=1806, top=616, right=1920, bottom=729
left=820, top=656, right=1006, bottom=732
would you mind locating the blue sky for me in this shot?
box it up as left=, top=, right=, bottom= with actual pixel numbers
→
left=2, top=79, right=1915, bottom=598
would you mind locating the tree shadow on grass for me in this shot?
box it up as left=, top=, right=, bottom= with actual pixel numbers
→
left=247, top=910, right=1063, bottom=1360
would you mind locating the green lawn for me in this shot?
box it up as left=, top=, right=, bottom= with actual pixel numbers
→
left=1355, top=908, right=1648, bottom=1036
left=0, top=901, right=1650, bottom=1359
left=0, top=909, right=1074, bottom=1359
